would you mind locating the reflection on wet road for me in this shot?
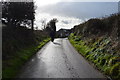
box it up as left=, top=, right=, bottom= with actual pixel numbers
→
left=18, top=38, right=105, bottom=78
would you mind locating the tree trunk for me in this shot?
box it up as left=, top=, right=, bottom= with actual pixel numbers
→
left=31, top=19, right=34, bottom=30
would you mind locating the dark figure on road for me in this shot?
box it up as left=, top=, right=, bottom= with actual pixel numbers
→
left=49, top=18, right=58, bottom=42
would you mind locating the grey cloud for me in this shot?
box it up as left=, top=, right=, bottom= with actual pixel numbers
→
left=37, top=2, right=118, bottom=19
left=61, top=20, right=70, bottom=24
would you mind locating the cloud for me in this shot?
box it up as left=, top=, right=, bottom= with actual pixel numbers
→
left=35, top=2, right=118, bottom=30
left=37, top=2, right=118, bottom=19
left=35, top=13, right=83, bottom=31
left=61, top=20, right=69, bottom=24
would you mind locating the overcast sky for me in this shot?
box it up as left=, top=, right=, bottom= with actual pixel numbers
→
left=34, top=0, right=118, bottom=31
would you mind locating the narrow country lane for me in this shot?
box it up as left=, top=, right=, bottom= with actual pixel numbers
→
left=18, top=38, right=106, bottom=78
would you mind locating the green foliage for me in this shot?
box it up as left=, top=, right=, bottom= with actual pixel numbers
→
left=69, top=13, right=120, bottom=80
left=108, top=57, right=119, bottom=66
left=2, top=2, right=35, bottom=30
left=73, top=13, right=120, bottom=40
left=110, top=63, right=120, bottom=79
left=2, top=25, right=50, bottom=78
left=3, top=38, right=50, bottom=78
left=69, top=34, right=120, bottom=80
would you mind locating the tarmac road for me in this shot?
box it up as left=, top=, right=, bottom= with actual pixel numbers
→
left=18, top=38, right=106, bottom=79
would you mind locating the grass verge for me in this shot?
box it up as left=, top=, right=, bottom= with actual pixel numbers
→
left=2, top=38, right=50, bottom=78
left=69, top=33, right=120, bottom=80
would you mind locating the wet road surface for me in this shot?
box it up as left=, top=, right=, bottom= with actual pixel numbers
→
left=18, top=38, right=105, bottom=78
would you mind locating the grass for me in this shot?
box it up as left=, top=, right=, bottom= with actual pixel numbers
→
left=69, top=33, right=120, bottom=80
left=2, top=38, right=50, bottom=78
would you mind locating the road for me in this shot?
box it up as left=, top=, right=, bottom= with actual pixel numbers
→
left=18, top=38, right=105, bottom=78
